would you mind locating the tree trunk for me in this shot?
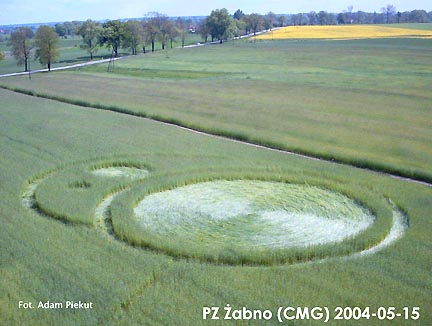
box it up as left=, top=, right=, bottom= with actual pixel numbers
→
left=23, top=41, right=28, bottom=72
left=151, top=41, right=155, bottom=52
left=48, top=63, right=51, bottom=71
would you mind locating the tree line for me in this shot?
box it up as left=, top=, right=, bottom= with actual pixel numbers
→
left=7, top=26, right=60, bottom=71
left=3, top=6, right=432, bottom=70
left=5, top=13, right=199, bottom=71
left=285, top=6, right=432, bottom=25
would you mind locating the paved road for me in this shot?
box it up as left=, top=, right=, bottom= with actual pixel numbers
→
left=0, top=57, right=123, bottom=78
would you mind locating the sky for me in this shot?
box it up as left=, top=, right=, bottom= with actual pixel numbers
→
left=1, top=0, right=431, bottom=25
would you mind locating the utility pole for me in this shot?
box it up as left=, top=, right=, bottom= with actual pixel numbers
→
left=28, top=57, right=31, bottom=80
left=107, top=48, right=115, bottom=72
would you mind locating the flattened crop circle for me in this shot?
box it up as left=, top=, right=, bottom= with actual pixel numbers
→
left=134, top=180, right=375, bottom=251
left=91, top=166, right=149, bottom=180
left=23, top=159, right=405, bottom=266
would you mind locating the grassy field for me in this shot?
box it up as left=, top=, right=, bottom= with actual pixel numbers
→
left=0, top=36, right=114, bottom=74
left=1, top=28, right=431, bottom=325
left=1, top=37, right=431, bottom=182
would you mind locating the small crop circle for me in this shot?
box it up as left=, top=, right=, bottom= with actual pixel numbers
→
left=91, top=166, right=149, bottom=179
left=134, top=180, right=375, bottom=253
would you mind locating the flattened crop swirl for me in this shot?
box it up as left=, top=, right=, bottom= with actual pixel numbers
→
left=21, top=165, right=408, bottom=266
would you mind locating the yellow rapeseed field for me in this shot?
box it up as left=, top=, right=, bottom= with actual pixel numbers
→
left=256, top=25, right=432, bottom=40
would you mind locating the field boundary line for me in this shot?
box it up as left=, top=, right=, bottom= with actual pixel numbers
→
left=152, top=121, right=432, bottom=188
left=2, top=85, right=431, bottom=188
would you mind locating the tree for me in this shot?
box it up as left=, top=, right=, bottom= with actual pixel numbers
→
left=0, top=49, right=4, bottom=61
left=197, top=19, right=210, bottom=43
left=233, top=9, right=245, bottom=20
left=9, top=27, right=34, bottom=72
left=327, top=13, right=337, bottom=25
left=158, top=17, right=173, bottom=50
left=34, top=26, right=59, bottom=71
left=233, top=18, right=246, bottom=37
left=206, top=8, right=232, bottom=42
left=244, top=13, right=264, bottom=35
left=264, top=12, right=277, bottom=30
left=396, top=11, right=402, bottom=23
left=176, top=17, right=188, bottom=47
left=76, top=19, right=101, bottom=59
left=337, top=13, right=346, bottom=24
left=308, top=11, right=318, bottom=25
left=122, top=21, right=142, bottom=55
left=55, top=23, right=67, bottom=37
left=292, top=13, right=305, bottom=26
left=347, top=5, right=354, bottom=24
left=63, top=22, right=79, bottom=36
left=355, top=11, right=368, bottom=24
left=144, top=12, right=169, bottom=51
left=152, top=13, right=167, bottom=50
left=144, top=20, right=159, bottom=52
left=381, top=4, right=396, bottom=24
left=99, top=20, right=123, bottom=57
left=317, top=11, right=329, bottom=25
left=167, top=22, right=179, bottom=49
left=278, top=15, right=286, bottom=27
left=139, top=22, right=149, bottom=53
left=224, top=19, right=240, bottom=40
left=409, top=10, right=429, bottom=23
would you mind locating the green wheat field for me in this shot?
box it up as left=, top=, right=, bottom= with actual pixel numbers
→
left=1, top=32, right=431, bottom=325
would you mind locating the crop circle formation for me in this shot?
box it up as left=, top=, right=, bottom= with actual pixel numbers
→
left=23, top=161, right=407, bottom=265
left=134, top=180, right=375, bottom=249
